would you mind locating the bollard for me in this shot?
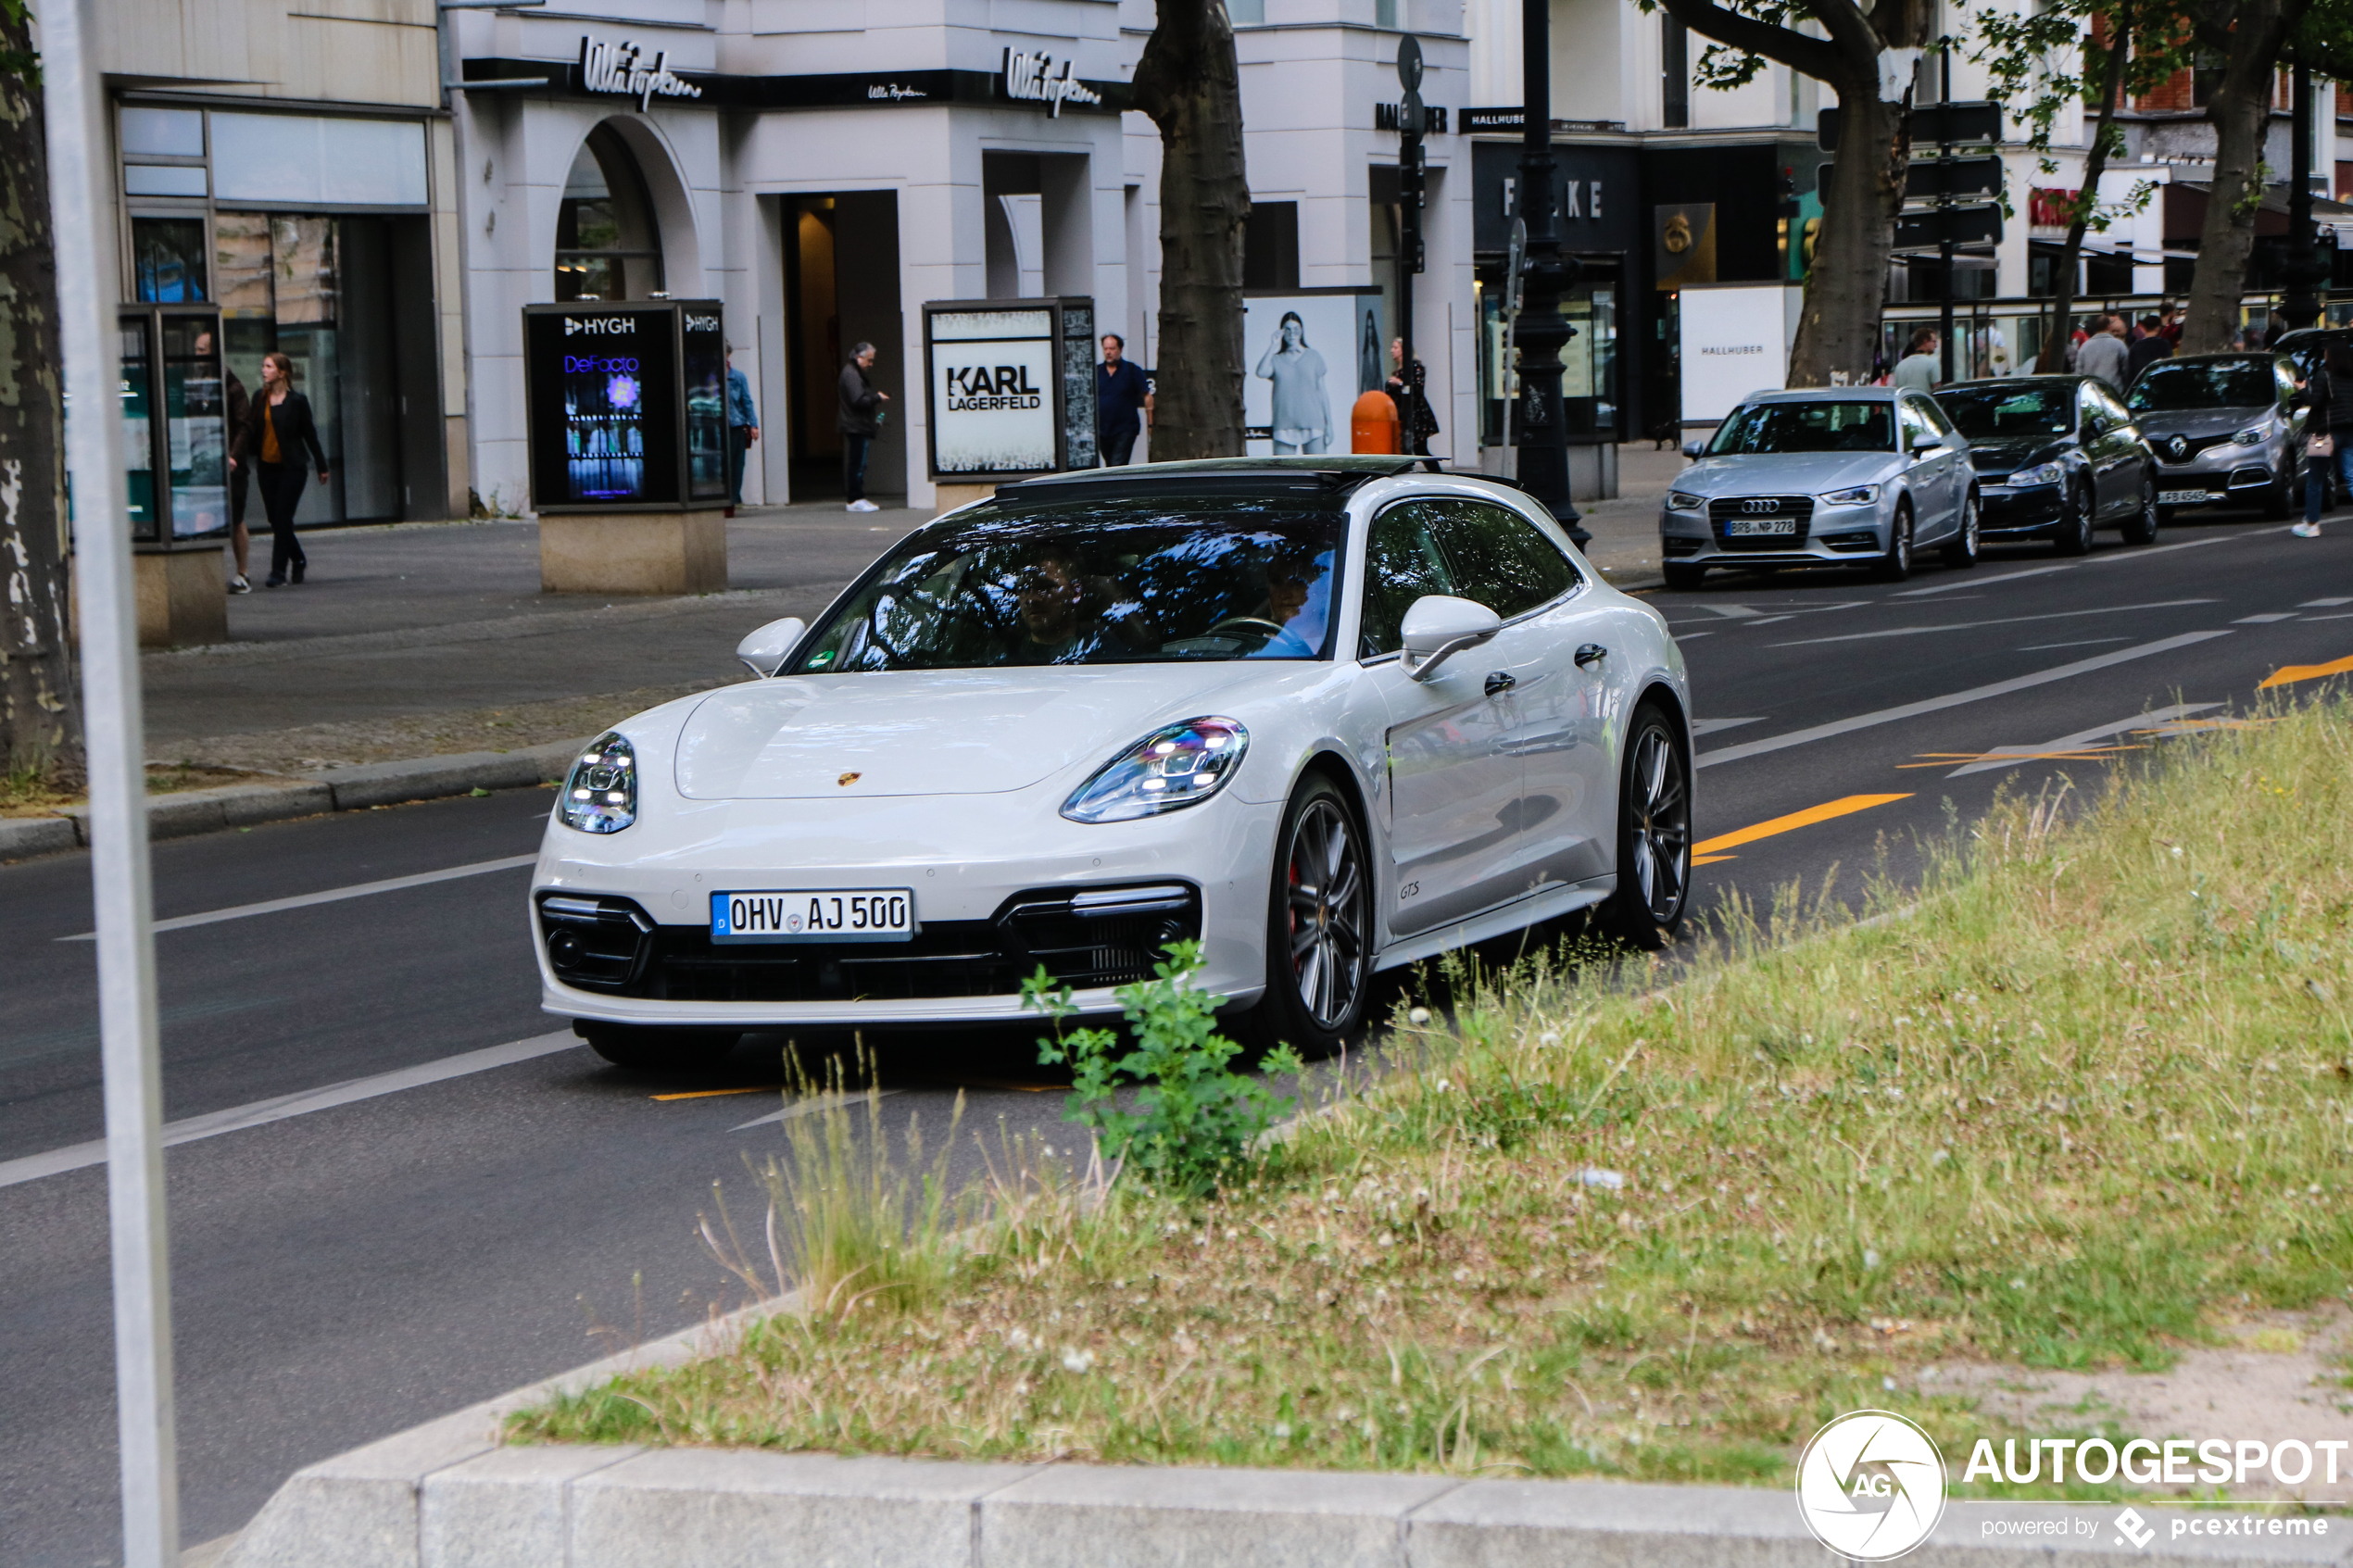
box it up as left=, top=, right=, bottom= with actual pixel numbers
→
left=1352, top=390, right=1401, bottom=454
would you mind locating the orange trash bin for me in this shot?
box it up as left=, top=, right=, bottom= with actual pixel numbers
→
left=1352, top=390, right=1401, bottom=454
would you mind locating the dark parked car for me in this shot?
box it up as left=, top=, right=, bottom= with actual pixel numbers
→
left=1935, top=375, right=2159, bottom=552
left=2124, top=353, right=2303, bottom=521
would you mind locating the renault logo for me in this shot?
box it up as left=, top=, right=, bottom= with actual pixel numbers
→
left=1742, top=498, right=1781, bottom=514
left=2167, top=436, right=2189, bottom=459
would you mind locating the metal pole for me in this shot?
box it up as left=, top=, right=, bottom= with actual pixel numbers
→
left=42, top=1, right=179, bottom=1563
left=2282, top=63, right=2323, bottom=332
left=1514, top=0, right=1587, bottom=544
left=1937, top=43, right=1956, bottom=384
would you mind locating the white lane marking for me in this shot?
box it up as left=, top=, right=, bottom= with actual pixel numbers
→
left=731, top=1089, right=900, bottom=1133
left=1673, top=631, right=1712, bottom=640
left=2018, top=637, right=2131, bottom=652
left=58, top=854, right=540, bottom=942
left=1701, top=604, right=1764, bottom=618
left=1894, top=534, right=2226, bottom=598
left=2234, top=612, right=2297, bottom=623
left=0, top=1030, right=581, bottom=1189
left=2308, top=612, right=2353, bottom=621
left=1942, top=703, right=2223, bottom=778
left=2301, top=596, right=2353, bottom=607
left=1690, top=717, right=1767, bottom=736
left=1695, top=630, right=2233, bottom=771
left=1743, top=615, right=1798, bottom=627
left=1770, top=600, right=2217, bottom=647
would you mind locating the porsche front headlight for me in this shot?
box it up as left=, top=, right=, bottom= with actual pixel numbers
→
left=1062, top=718, right=1248, bottom=823
left=559, top=732, right=637, bottom=834
left=2006, top=462, right=2064, bottom=487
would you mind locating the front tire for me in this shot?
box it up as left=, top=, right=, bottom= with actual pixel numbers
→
left=578, top=1023, right=742, bottom=1073
left=1940, top=492, right=1982, bottom=568
left=1662, top=561, right=1708, bottom=592
left=1237, top=773, right=1373, bottom=1057
left=2055, top=482, right=2095, bottom=555
left=2120, top=468, right=2160, bottom=546
left=1872, top=504, right=1915, bottom=582
left=2263, top=458, right=2295, bottom=521
left=1599, top=704, right=1692, bottom=950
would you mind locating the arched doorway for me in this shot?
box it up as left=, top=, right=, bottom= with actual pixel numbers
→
left=555, top=124, right=664, bottom=300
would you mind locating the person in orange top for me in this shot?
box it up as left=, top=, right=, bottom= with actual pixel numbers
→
left=230, top=351, right=330, bottom=586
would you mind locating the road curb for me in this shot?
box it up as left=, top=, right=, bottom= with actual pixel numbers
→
left=215, top=1290, right=2353, bottom=1568
left=0, top=739, right=590, bottom=861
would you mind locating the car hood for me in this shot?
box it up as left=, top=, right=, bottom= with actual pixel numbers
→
left=1968, top=437, right=2070, bottom=475
left=673, top=664, right=1291, bottom=800
left=2130, top=407, right=2270, bottom=439
left=1676, top=451, right=1907, bottom=495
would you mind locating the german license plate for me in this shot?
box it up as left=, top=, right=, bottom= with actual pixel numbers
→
left=2158, top=489, right=2210, bottom=506
left=711, top=889, right=915, bottom=944
left=1726, top=516, right=1797, bottom=536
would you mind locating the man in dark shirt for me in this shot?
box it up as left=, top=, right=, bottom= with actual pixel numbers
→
left=1096, top=334, right=1151, bottom=466
left=2127, top=314, right=2172, bottom=381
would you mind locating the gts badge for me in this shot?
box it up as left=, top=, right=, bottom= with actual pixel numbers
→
left=1399, top=881, right=1420, bottom=900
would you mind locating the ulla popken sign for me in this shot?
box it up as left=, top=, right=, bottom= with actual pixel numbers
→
left=1001, top=48, right=1101, bottom=117
left=579, top=36, right=703, bottom=111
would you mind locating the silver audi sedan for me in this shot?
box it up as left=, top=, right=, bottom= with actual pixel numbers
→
left=1659, top=386, right=1979, bottom=589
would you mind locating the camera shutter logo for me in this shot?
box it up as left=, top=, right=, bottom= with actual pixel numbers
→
left=1794, top=1410, right=1947, bottom=1561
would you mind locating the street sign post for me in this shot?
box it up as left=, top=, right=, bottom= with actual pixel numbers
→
left=1818, top=155, right=2004, bottom=203
left=1394, top=34, right=1432, bottom=455
left=1502, top=214, right=1526, bottom=479
left=42, top=0, right=180, bottom=1563
left=1894, top=202, right=2006, bottom=252
left=1817, top=98, right=2001, bottom=152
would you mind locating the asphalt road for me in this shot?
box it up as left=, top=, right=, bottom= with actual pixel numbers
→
left=5, top=509, right=2349, bottom=1565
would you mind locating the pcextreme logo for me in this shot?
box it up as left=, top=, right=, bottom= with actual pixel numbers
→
left=1795, top=1410, right=1948, bottom=1561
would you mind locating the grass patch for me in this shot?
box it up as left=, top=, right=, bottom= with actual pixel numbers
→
left=511, top=696, right=2353, bottom=1492
left=1, top=760, right=275, bottom=817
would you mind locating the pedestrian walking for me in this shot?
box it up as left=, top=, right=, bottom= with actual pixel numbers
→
left=2075, top=314, right=2131, bottom=393
left=1095, top=333, right=1151, bottom=466
left=724, top=345, right=758, bottom=516
left=2126, top=314, right=2172, bottom=381
left=1890, top=328, right=1941, bottom=393
left=198, top=329, right=253, bottom=593
left=837, top=342, right=887, bottom=513
left=230, top=351, right=329, bottom=587
left=2294, top=344, right=2353, bottom=538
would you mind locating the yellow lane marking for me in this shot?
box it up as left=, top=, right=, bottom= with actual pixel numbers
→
left=1690, top=794, right=1913, bottom=867
left=2259, top=654, right=2353, bottom=689
left=1899, top=745, right=2141, bottom=770
left=650, top=1085, right=786, bottom=1101
left=950, top=1077, right=1058, bottom=1093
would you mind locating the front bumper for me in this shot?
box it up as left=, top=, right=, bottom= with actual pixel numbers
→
left=531, top=788, right=1281, bottom=1026
left=1658, top=497, right=1885, bottom=567
left=1976, top=481, right=2065, bottom=535
left=2151, top=444, right=2279, bottom=507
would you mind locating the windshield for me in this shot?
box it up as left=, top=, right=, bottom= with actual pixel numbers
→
left=1707, top=401, right=1894, bottom=455
left=792, top=499, right=1344, bottom=672
left=2126, top=360, right=2276, bottom=411
left=1937, top=384, right=2072, bottom=440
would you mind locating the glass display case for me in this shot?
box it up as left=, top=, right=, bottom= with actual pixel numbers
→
left=119, top=305, right=230, bottom=547
left=521, top=300, right=728, bottom=513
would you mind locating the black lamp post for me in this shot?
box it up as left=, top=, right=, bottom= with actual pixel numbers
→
left=1514, top=0, right=1587, bottom=546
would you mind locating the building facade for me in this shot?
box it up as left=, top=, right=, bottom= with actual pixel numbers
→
left=100, top=0, right=468, bottom=533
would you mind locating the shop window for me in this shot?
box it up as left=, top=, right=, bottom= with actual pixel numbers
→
left=557, top=126, right=665, bottom=301
left=210, top=113, right=427, bottom=207
left=1477, top=272, right=1620, bottom=445
left=121, top=107, right=204, bottom=158
left=132, top=217, right=208, bottom=302
left=1244, top=202, right=1300, bottom=290
left=1662, top=17, right=1689, bottom=129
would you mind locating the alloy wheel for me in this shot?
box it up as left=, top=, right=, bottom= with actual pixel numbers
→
left=1626, top=724, right=1690, bottom=922
left=1285, top=797, right=1368, bottom=1031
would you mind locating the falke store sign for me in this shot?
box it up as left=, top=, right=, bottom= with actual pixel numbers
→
left=579, top=36, right=704, bottom=111
left=1001, top=48, right=1102, bottom=117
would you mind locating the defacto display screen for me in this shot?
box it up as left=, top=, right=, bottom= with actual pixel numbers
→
left=681, top=306, right=728, bottom=503
left=523, top=304, right=687, bottom=509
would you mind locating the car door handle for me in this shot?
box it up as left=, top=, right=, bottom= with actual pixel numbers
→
left=1483, top=671, right=1516, bottom=696
left=1574, top=644, right=1607, bottom=669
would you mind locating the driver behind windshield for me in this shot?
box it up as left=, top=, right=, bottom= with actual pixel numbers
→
left=1011, top=546, right=1095, bottom=664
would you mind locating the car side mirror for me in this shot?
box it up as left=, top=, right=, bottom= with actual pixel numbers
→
left=736, top=616, right=807, bottom=678
left=1680, top=440, right=1706, bottom=459
left=1400, top=595, right=1503, bottom=684
left=1910, top=433, right=1944, bottom=455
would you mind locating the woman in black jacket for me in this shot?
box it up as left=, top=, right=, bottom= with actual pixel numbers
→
left=231, top=352, right=331, bottom=584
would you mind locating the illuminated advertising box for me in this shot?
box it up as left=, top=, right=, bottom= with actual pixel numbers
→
left=522, top=300, right=728, bottom=511
left=922, top=295, right=1096, bottom=479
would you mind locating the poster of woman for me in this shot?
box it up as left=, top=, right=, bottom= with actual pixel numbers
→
left=1242, top=292, right=1386, bottom=457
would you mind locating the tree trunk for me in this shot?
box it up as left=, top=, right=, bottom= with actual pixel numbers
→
left=0, top=9, right=76, bottom=785
left=2048, top=12, right=2133, bottom=371
left=1133, top=0, right=1250, bottom=460
left=1790, top=77, right=1909, bottom=385
left=2181, top=0, right=2295, bottom=352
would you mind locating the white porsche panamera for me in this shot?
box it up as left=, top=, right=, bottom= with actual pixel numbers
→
left=531, top=458, right=1693, bottom=1070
